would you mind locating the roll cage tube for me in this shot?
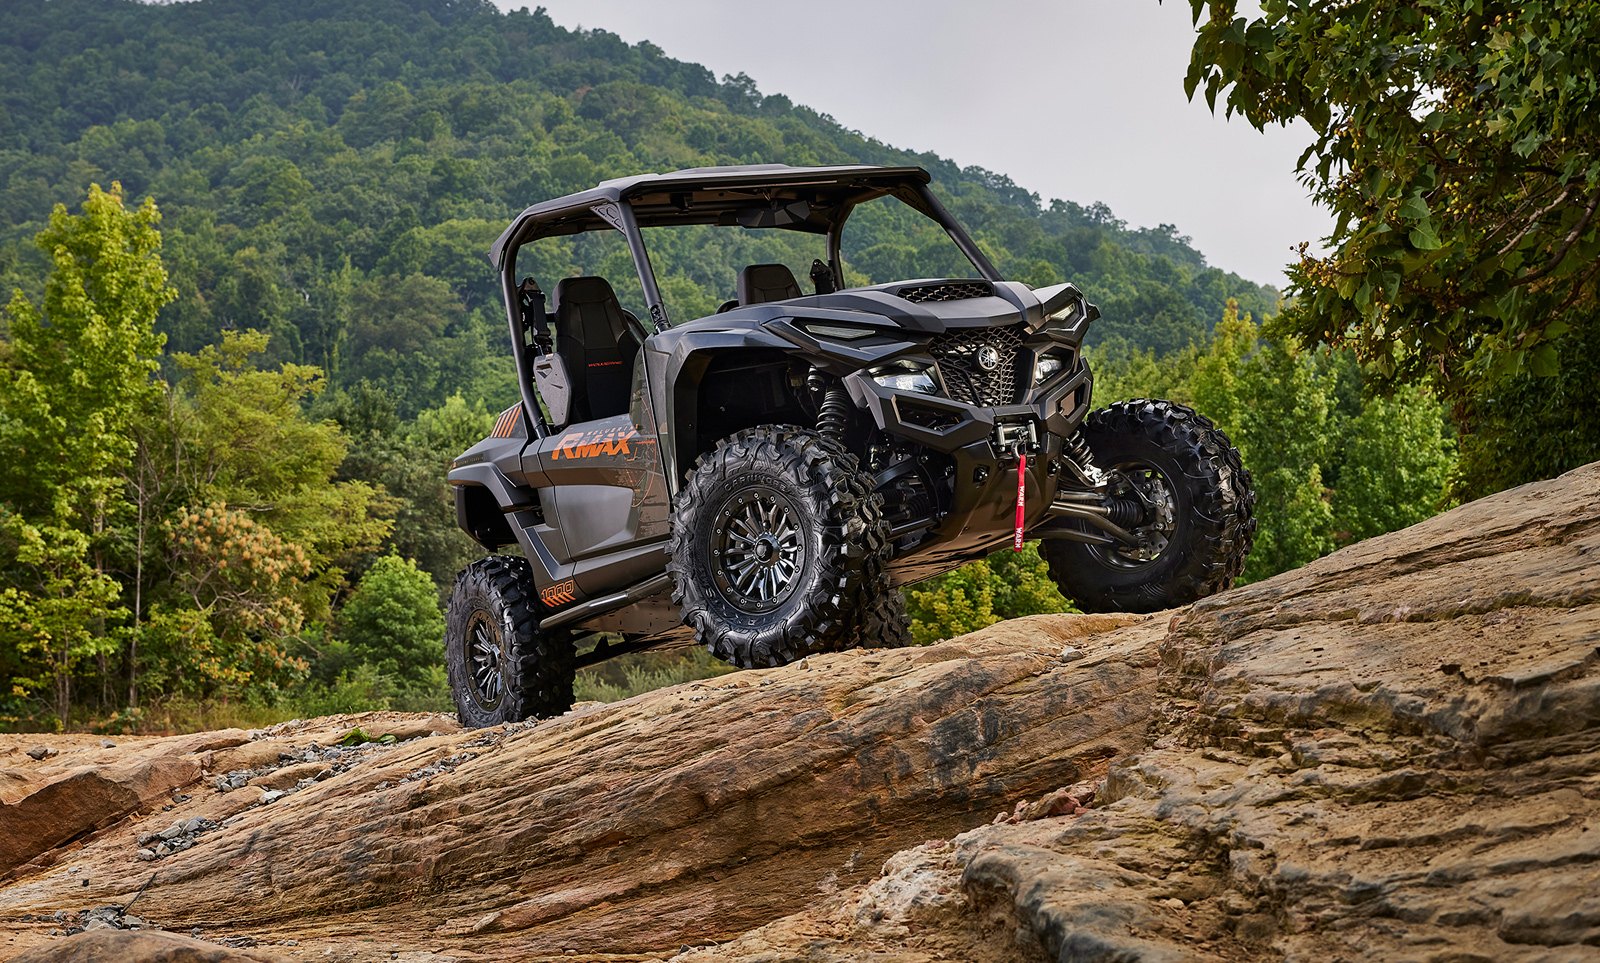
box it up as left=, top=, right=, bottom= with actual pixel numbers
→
left=612, top=201, right=670, bottom=334
left=827, top=185, right=1004, bottom=286
left=912, top=182, right=1003, bottom=282
left=500, top=259, right=548, bottom=440
left=503, top=199, right=672, bottom=435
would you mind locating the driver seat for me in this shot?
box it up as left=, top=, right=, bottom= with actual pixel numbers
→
left=551, top=276, right=639, bottom=424
left=737, top=263, right=802, bottom=305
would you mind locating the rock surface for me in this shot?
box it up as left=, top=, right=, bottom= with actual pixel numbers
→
left=1, top=462, right=1597, bottom=961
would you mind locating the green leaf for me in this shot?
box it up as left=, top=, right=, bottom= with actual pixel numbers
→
left=1399, top=195, right=1431, bottom=221
left=1409, top=221, right=1443, bottom=250
left=1528, top=343, right=1559, bottom=377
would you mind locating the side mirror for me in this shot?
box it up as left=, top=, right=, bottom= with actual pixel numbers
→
left=533, top=353, right=572, bottom=428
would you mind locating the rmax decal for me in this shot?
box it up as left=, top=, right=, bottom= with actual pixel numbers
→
left=551, top=425, right=637, bottom=460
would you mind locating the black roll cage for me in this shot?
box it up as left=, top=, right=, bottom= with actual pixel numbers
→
left=492, top=164, right=1001, bottom=439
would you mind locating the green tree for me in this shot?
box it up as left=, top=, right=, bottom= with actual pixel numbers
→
left=336, top=554, right=444, bottom=691
left=131, top=331, right=394, bottom=705
left=1185, top=0, right=1600, bottom=492
left=0, top=183, right=172, bottom=521
left=0, top=515, right=123, bottom=727
left=1333, top=387, right=1456, bottom=542
left=0, top=183, right=172, bottom=724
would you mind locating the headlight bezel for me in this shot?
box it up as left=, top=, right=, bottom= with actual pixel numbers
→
left=1033, top=345, right=1077, bottom=385
left=869, top=361, right=940, bottom=395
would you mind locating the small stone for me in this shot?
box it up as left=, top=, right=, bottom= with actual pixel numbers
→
left=25, top=745, right=56, bottom=760
left=100, top=739, right=117, bottom=748
left=282, top=940, right=298, bottom=947
left=260, top=789, right=285, bottom=804
left=159, top=822, right=185, bottom=840
left=1163, top=897, right=1185, bottom=910
left=1059, top=645, right=1086, bottom=663
left=123, top=915, right=144, bottom=928
left=184, top=817, right=207, bottom=833
left=136, top=848, right=157, bottom=861
left=85, top=917, right=115, bottom=931
left=172, top=793, right=191, bottom=803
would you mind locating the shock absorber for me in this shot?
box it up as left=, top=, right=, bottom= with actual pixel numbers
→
left=1061, top=429, right=1104, bottom=487
left=809, top=368, right=851, bottom=442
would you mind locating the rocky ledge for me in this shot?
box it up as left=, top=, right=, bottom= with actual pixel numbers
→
left=2, top=462, right=1597, bottom=962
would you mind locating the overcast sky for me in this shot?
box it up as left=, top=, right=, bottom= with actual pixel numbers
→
left=503, top=0, right=1331, bottom=288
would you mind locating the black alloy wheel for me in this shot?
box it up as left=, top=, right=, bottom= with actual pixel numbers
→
left=710, top=486, right=806, bottom=613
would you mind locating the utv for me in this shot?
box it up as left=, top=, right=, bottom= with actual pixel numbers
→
left=444, top=164, right=1255, bottom=727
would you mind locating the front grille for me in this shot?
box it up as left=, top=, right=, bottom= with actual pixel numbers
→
left=929, top=325, right=1026, bottom=407
left=898, top=281, right=993, bottom=303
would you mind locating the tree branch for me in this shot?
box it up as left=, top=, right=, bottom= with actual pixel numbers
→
left=1512, top=189, right=1600, bottom=288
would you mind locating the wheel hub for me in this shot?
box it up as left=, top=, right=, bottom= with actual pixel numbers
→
left=1096, top=464, right=1178, bottom=568
left=465, top=612, right=504, bottom=710
left=711, top=487, right=805, bottom=613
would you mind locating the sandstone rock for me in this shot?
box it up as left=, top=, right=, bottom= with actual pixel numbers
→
left=0, top=611, right=1149, bottom=958
left=677, top=461, right=1600, bottom=962
left=11, top=930, right=282, bottom=962
left=0, top=755, right=201, bottom=875
left=2, top=462, right=1597, bottom=962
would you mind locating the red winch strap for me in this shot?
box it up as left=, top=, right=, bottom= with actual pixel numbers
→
left=1013, top=453, right=1027, bottom=551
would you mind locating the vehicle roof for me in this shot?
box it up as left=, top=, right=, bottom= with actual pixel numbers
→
left=489, top=163, right=932, bottom=267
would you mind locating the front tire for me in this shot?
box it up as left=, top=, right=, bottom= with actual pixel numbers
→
left=668, top=426, right=896, bottom=668
left=1043, top=400, right=1255, bottom=613
left=445, top=556, right=576, bottom=728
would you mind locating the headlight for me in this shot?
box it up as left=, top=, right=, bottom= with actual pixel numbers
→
left=871, top=364, right=938, bottom=395
left=800, top=321, right=875, bottom=341
left=1034, top=352, right=1068, bottom=384
left=1045, top=297, right=1082, bottom=329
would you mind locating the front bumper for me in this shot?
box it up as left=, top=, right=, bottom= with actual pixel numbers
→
left=844, top=359, right=1094, bottom=559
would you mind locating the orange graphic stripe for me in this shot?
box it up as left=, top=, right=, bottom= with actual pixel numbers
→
left=490, top=406, right=521, bottom=438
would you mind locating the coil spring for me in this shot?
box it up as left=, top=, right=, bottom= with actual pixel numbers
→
left=816, top=384, right=851, bottom=442
left=1064, top=430, right=1096, bottom=471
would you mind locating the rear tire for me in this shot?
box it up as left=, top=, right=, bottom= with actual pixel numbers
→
left=1042, top=399, right=1255, bottom=613
left=445, top=556, right=576, bottom=728
left=852, top=583, right=913, bottom=649
left=668, top=426, right=894, bottom=668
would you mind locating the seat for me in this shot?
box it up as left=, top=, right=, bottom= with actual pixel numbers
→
left=737, top=263, right=802, bottom=305
left=551, top=276, right=639, bottom=424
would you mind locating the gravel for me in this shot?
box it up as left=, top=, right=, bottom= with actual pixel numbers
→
left=135, top=817, right=220, bottom=860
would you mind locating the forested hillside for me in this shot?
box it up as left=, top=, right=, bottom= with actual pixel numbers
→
left=0, top=0, right=1453, bottom=731
left=0, top=0, right=1275, bottom=406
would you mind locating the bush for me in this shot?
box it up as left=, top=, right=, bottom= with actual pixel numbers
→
left=336, top=554, right=445, bottom=690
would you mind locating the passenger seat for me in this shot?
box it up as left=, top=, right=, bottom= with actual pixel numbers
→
left=737, top=263, right=802, bottom=305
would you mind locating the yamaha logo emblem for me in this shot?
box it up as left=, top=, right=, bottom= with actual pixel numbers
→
left=977, top=345, right=1001, bottom=371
